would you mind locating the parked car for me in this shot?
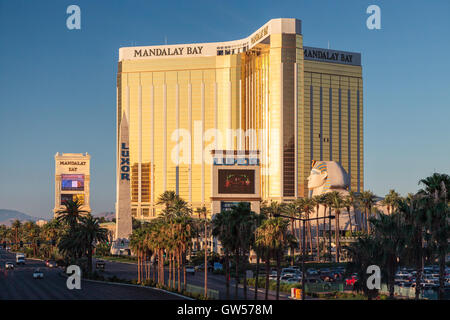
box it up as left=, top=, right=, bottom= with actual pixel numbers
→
left=5, top=262, right=14, bottom=270
left=280, top=274, right=294, bottom=282
left=319, top=268, right=331, bottom=276
left=305, top=278, right=324, bottom=284
left=186, top=266, right=195, bottom=275
left=395, top=271, right=412, bottom=278
left=95, top=260, right=105, bottom=270
left=285, top=276, right=302, bottom=284
left=33, top=268, right=44, bottom=279
left=282, top=267, right=298, bottom=275
left=307, top=268, right=319, bottom=275
left=195, top=264, right=213, bottom=272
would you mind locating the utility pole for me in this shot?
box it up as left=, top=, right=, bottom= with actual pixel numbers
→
left=204, top=208, right=208, bottom=299
left=302, top=219, right=306, bottom=300
left=329, top=207, right=332, bottom=262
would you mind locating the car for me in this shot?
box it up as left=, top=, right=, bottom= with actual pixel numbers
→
left=33, top=268, right=44, bottom=279
left=319, top=268, right=331, bottom=275
left=280, top=274, right=293, bottom=282
left=95, top=260, right=105, bottom=270
left=5, top=262, right=14, bottom=270
left=305, top=278, right=324, bottom=284
left=285, top=276, right=302, bottom=284
left=45, top=260, right=50, bottom=267
left=282, top=267, right=298, bottom=274
left=306, top=268, right=318, bottom=275
left=186, top=266, right=195, bottom=274
left=395, top=271, right=413, bottom=278
left=48, top=260, right=57, bottom=268
left=195, top=264, right=213, bottom=272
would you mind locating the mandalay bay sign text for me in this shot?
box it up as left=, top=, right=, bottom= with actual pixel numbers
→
left=303, top=46, right=361, bottom=66
left=134, top=46, right=204, bottom=58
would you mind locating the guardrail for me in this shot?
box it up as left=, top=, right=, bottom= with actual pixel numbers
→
left=379, top=284, right=438, bottom=300
left=305, top=282, right=344, bottom=293
left=174, top=282, right=220, bottom=300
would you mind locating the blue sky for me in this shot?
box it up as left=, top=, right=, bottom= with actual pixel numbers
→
left=0, top=0, right=449, bottom=219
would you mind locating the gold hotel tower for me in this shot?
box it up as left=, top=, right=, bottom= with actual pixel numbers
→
left=117, top=18, right=363, bottom=219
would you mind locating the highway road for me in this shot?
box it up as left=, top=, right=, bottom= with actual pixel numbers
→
left=93, top=257, right=289, bottom=300
left=0, top=249, right=186, bottom=300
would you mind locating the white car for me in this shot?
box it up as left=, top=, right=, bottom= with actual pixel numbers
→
left=5, top=262, right=14, bottom=269
left=285, top=276, right=302, bottom=284
left=33, top=268, right=44, bottom=279
left=395, top=271, right=412, bottom=278
left=186, top=266, right=195, bottom=274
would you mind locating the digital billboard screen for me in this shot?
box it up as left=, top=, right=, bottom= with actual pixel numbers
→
left=61, top=174, right=84, bottom=191
left=218, top=169, right=255, bottom=194
left=61, top=194, right=84, bottom=205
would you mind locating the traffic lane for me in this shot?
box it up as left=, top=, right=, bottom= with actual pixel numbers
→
left=94, top=258, right=286, bottom=300
left=0, top=251, right=186, bottom=300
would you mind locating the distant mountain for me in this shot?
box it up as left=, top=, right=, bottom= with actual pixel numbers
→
left=94, top=211, right=115, bottom=221
left=0, top=209, right=39, bottom=226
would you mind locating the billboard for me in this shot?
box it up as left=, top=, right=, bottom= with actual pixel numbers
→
left=61, top=194, right=85, bottom=205
left=61, top=174, right=84, bottom=191
left=218, top=169, right=255, bottom=194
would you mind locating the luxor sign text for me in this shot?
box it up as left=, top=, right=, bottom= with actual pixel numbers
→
left=120, top=143, right=130, bottom=180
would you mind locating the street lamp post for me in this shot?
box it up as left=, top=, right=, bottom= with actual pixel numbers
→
left=274, top=213, right=335, bottom=301
left=301, top=219, right=306, bottom=300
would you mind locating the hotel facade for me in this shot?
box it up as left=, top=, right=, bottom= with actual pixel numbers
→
left=116, top=18, right=363, bottom=220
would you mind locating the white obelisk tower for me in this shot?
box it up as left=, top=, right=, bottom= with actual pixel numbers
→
left=111, top=113, right=132, bottom=254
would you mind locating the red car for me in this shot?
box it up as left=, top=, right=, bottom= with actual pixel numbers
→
left=345, top=275, right=358, bottom=286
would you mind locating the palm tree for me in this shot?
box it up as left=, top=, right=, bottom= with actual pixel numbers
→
left=56, top=199, right=88, bottom=231
left=255, top=217, right=293, bottom=300
left=255, top=220, right=272, bottom=300
left=371, top=212, right=407, bottom=299
left=323, top=193, right=334, bottom=260
left=311, top=195, right=326, bottom=261
left=212, top=210, right=233, bottom=299
left=77, top=214, right=108, bottom=274
left=359, top=191, right=376, bottom=233
left=346, top=234, right=382, bottom=300
left=284, top=202, right=298, bottom=265
left=348, top=190, right=360, bottom=231
left=343, top=196, right=353, bottom=233
left=382, top=189, right=401, bottom=214
left=195, top=206, right=210, bottom=298
left=157, top=190, right=179, bottom=210
left=419, top=174, right=449, bottom=300
left=218, top=202, right=256, bottom=300
left=329, top=191, right=345, bottom=262
left=300, top=198, right=314, bottom=258
left=11, top=219, right=21, bottom=248
left=398, top=193, right=427, bottom=300
left=418, top=173, right=450, bottom=199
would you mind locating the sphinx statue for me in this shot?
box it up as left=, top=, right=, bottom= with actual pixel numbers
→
left=307, top=160, right=361, bottom=231
left=308, top=160, right=350, bottom=197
